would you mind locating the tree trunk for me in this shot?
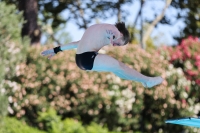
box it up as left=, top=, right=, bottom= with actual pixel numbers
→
left=140, top=0, right=145, bottom=49
left=142, top=0, right=172, bottom=47
left=19, top=0, right=41, bottom=45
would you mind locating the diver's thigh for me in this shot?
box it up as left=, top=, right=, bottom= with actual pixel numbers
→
left=92, top=54, right=120, bottom=72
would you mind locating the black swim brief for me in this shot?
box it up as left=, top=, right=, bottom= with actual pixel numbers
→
left=75, top=51, right=98, bottom=70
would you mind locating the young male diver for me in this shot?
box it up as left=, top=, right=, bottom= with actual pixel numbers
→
left=41, top=22, right=163, bottom=88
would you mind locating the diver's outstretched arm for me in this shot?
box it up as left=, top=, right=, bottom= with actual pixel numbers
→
left=60, top=40, right=79, bottom=51
left=41, top=41, right=79, bottom=59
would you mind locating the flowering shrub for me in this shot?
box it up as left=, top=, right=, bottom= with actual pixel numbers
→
left=160, top=36, right=200, bottom=117
left=0, top=2, right=28, bottom=120
left=0, top=2, right=28, bottom=82
left=5, top=44, right=192, bottom=132
left=168, top=36, right=199, bottom=77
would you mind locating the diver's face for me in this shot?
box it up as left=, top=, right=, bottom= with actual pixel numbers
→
left=113, top=33, right=125, bottom=46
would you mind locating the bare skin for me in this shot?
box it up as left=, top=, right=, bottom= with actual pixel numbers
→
left=41, top=23, right=163, bottom=88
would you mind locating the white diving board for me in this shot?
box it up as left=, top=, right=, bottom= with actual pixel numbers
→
left=165, top=117, right=200, bottom=128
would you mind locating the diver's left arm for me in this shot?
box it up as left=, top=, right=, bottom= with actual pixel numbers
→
left=41, top=41, right=79, bottom=59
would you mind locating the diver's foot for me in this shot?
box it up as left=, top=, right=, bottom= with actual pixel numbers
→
left=142, top=76, right=163, bottom=88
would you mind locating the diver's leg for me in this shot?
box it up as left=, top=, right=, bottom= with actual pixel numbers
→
left=92, top=54, right=163, bottom=88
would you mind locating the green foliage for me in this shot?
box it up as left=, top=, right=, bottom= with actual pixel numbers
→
left=127, top=24, right=139, bottom=44
left=2, top=0, right=132, bottom=29
left=37, top=108, right=124, bottom=133
left=5, top=44, right=193, bottom=132
left=0, top=117, right=46, bottom=133
left=61, top=119, right=87, bottom=133
left=127, top=24, right=156, bottom=50
left=38, top=108, right=86, bottom=133
left=0, top=2, right=28, bottom=82
left=41, top=23, right=72, bottom=45
left=38, top=108, right=62, bottom=131
left=0, top=1, right=29, bottom=122
left=0, top=110, right=123, bottom=133
left=165, top=1, right=200, bottom=41
left=86, top=123, right=109, bottom=133
left=39, top=0, right=133, bottom=29
left=0, top=93, right=8, bottom=119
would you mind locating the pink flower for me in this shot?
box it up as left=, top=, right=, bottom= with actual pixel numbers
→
left=179, top=36, right=199, bottom=48
left=195, top=79, right=200, bottom=85
left=186, top=70, right=198, bottom=76
left=171, top=54, right=178, bottom=61
left=185, top=86, right=189, bottom=92
left=183, top=49, right=191, bottom=59
left=188, top=36, right=199, bottom=42
left=188, top=36, right=194, bottom=40
left=186, top=76, right=192, bottom=81
left=195, top=61, right=200, bottom=67
left=180, top=39, right=186, bottom=46
left=195, top=55, right=200, bottom=61
left=181, top=99, right=186, bottom=104
left=194, top=37, right=199, bottom=42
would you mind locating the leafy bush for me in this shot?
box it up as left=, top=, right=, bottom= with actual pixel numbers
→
left=0, top=2, right=28, bottom=81
left=38, top=108, right=87, bottom=133
left=0, top=2, right=28, bottom=120
left=0, top=117, right=46, bottom=133
left=6, top=43, right=193, bottom=133
left=0, top=93, right=8, bottom=121
left=0, top=110, right=123, bottom=133
left=37, top=108, right=124, bottom=133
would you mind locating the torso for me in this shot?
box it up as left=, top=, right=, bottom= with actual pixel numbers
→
left=76, top=23, right=119, bottom=54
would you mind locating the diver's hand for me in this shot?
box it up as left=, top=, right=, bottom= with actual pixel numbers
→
left=41, top=49, right=56, bottom=59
